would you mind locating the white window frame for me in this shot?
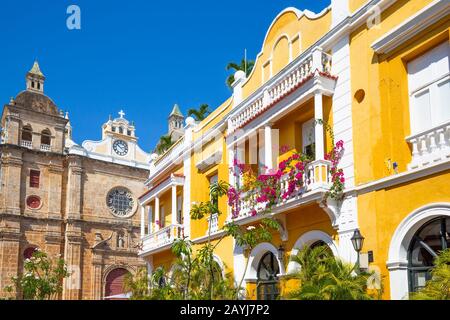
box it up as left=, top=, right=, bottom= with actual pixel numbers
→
left=407, top=42, right=450, bottom=135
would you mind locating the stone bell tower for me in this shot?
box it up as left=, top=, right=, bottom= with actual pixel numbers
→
left=168, top=104, right=184, bottom=142
left=26, top=61, right=45, bottom=94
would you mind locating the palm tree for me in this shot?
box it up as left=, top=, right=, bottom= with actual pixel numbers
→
left=155, top=134, right=174, bottom=155
left=285, top=245, right=379, bottom=300
left=187, top=104, right=211, bottom=122
left=410, top=249, right=450, bottom=300
left=226, top=59, right=255, bottom=89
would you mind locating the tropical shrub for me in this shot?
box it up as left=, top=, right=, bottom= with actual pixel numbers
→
left=410, top=249, right=450, bottom=300
left=285, top=245, right=381, bottom=300
left=4, top=249, right=70, bottom=300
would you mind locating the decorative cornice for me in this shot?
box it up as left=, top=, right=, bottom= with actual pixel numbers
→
left=371, top=0, right=450, bottom=55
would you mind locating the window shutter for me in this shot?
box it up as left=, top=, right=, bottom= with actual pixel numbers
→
left=30, top=170, right=40, bottom=188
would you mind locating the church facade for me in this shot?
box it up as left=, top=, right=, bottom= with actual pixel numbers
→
left=0, top=62, right=151, bottom=299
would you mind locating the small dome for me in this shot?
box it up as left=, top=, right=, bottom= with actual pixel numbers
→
left=14, top=90, right=59, bottom=116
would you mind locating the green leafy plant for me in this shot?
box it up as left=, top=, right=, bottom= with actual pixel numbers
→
left=285, top=245, right=381, bottom=300
left=124, top=267, right=152, bottom=300
left=4, top=250, right=70, bottom=300
left=226, top=59, right=255, bottom=89
left=410, top=249, right=450, bottom=300
left=156, top=133, right=175, bottom=155
left=187, top=104, right=211, bottom=121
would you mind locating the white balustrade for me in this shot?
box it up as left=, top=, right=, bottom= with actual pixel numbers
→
left=229, top=49, right=333, bottom=133
left=232, top=159, right=332, bottom=220
left=20, top=140, right=32, bottom=149
left=141, top=223, right=184, bottom=253
left=40, top=144, right=51, bottom=152
left=406, top=121, right=450, bottom=169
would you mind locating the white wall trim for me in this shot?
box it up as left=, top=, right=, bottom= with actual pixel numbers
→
left=387, top=203, right=450, bottom=300
left=244, top=242, right=285, bottom=281
left=371, top=0, right=450, bottom=55
left=286, top=230, right=339, bottom=273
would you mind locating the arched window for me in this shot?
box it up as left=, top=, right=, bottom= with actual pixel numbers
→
left=21, top=125, right=32, bottom=142
left=310, top=240, right=334, bottom=256
left=408, top=217, right=449, bottom=293
left=41, top=129, right=51, bottom=146
left=119, top=127, right=123, bottom=134
left=104, top=268, right=131, bottom=300
left=256, top=252, right=280, bottom=300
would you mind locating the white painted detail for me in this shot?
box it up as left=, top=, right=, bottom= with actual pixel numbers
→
left=371, top=0, right=450, bottom=55
left=244, top=242, right=285, bottom=281
left=331, top=0, right=350, bottom=27
left=387, top=203, right=450, bottom=300
left=286, top=230, right=339, bottom=273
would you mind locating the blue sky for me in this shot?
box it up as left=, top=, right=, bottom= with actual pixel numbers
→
left=0, top=0, right=330, bottom=151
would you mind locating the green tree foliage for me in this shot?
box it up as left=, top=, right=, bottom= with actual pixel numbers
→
left=285, top=245, right=381, bottom=300
left=187, top=104, right=211, bottom=122
left=124, top=267, right=152, bottom=300
left=226, top=59, right=255, bottom=89
left=156, top=134, right=174, bottom=155
left=410, top=249, right=450, bottom=300
left=4, top=250, right=70, bottom=300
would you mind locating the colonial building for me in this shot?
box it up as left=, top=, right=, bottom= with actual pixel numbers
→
left=138, top=0, right=450, bottom=300
left=0, top=62, right=151, bottom=299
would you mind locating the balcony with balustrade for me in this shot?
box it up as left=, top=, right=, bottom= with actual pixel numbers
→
left=226, top=47, right=339, bottom=226
left=20, top=140, right=32, bottom=149
left=406, top=120, right=450, bottom=170
left=40, top=144, right=51, bottom=152
left=231, top=160, right=333, bottom=224
left=138, top=173, right=185, bottom=256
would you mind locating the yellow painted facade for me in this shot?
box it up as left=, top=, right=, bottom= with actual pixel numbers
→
left=139, top=0, right=450, bottom=300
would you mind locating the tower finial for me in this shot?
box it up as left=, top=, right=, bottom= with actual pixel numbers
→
left=26, top=61, right=45, bottom=93
left=118, top=110, right=125, bottom=118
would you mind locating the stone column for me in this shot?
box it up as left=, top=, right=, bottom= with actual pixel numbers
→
left=66, top=156, right=83, bottom=220
left=62, top=229, right=83, bottom=300
left=148, top=205, right=153, bottom=234
left=172, top=185, right=177, bottom=225
left=3, top=112, right=20, bottom=145
left=155, top=196, right=160, bottom=231
left=314, top=92, right=325, bottom=160
left=47, top=162, right=64, bottom=222
left=0, top=229, right=21, bottom=298
left=1, top=148, right=23, bottom=215
left=140, top=205, right=145, bottom=238
left=91, top=253, right=103, bottom=300
left=264, top=124, right=273, bottom=170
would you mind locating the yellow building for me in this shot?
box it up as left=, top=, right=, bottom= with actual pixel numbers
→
left=138, top=0, right=450, bottom=300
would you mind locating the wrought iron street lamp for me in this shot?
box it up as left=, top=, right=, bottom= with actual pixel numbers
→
left=351, top=229, right=365, bottom=273
left=277, top=244, right=285, bottom=262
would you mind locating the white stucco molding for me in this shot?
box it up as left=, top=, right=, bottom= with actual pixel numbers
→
left=387, top=203, right=450, bottom=300
left=244, top=242, right=285, bottom=281
left=371, top=0, right=450, bottom=55
left=286, top=230, right=339, bottom=274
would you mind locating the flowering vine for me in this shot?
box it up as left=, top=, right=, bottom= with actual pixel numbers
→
left=227, top=120, right=345, bottom=219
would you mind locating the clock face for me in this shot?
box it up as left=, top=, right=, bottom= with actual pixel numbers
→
left=113, top=140, right=128, bottom=156
left=107, top=187, right=135, bottom=218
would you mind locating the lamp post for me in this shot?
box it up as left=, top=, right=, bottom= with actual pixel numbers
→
left=277, top=244, right=285, bottom=263
left=351, top=229, right=365, bottom=273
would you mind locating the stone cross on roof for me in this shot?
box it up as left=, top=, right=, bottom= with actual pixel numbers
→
left=118, top=110, right=125, bottom=118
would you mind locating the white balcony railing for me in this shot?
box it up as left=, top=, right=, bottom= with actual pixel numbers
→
left=20, top=140, right=32, bottom=149
left=233, top=159, right=332, bottom=221
left=141, top=224, right=184, bottom=254
left=228, top=48, right=333, bottom=134
left=206, top=213, right=219, bottom=235
left=40, top=144, right=51, bottom=152
left=406, top=120, right=450, bottom=169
